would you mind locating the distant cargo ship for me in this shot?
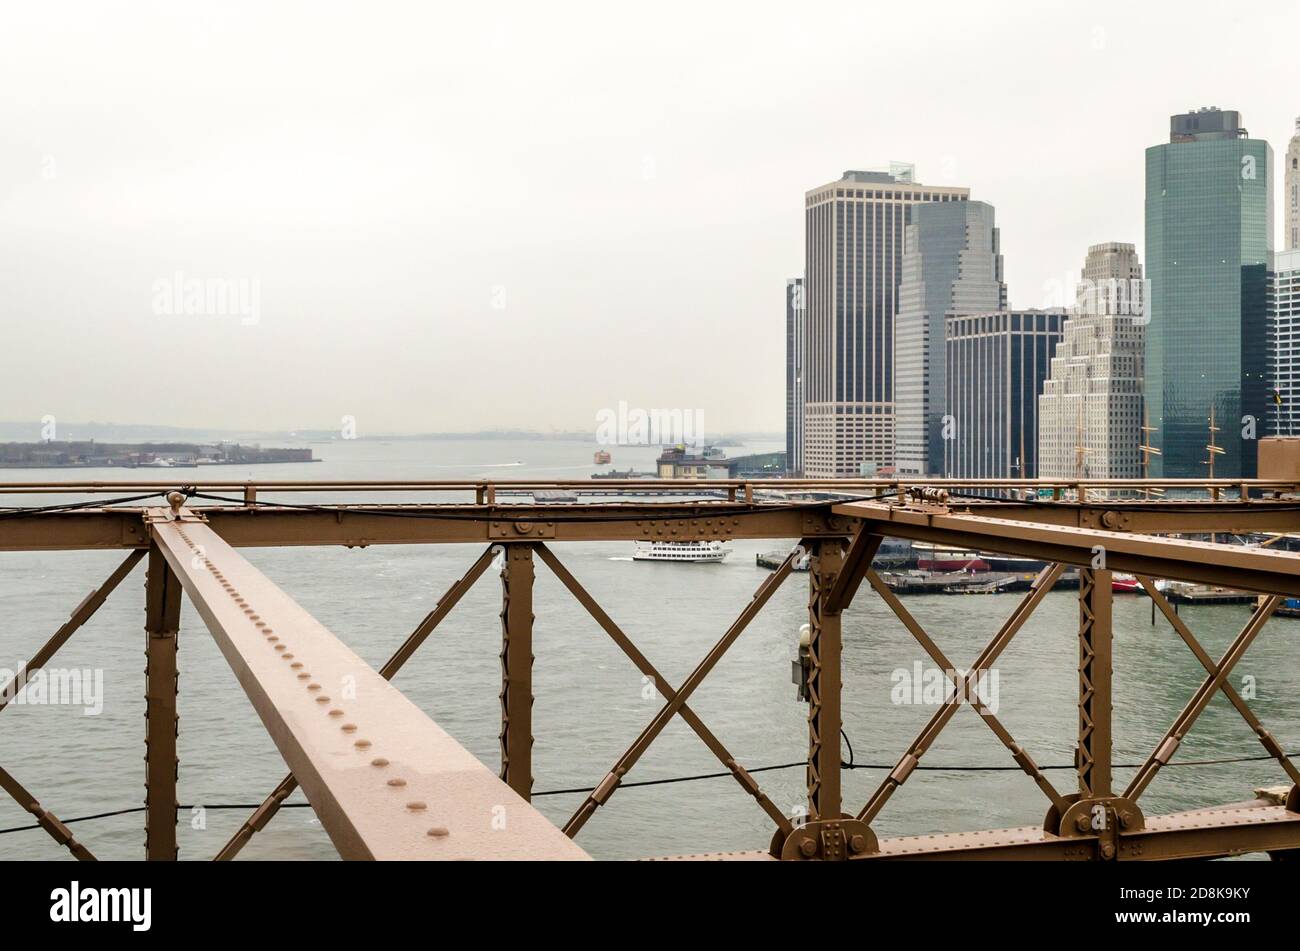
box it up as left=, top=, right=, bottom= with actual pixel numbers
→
left=593, top=449, right=612, bottom=464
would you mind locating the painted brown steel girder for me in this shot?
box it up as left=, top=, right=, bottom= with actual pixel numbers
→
left=212, top=545, right=498, bottom=861
left=864, top=568, right=1069, bottom=816
left=1124, top=595, right=1283, bottom=803
left=0, top=551, right=144, bottom=861
left=832, top=503, right=1300, bottom=595
left=5, top=483, right=1300, bottom=861
left=143, top=544, right=182, bottom=860
left=534, top=543, right=794, bottom=835
left=856, top=564, right=1067, bottom=826
left=499, top=544, right=535, bottom=800
left=1077, top=568, right=1113, bottom=800
left=561, top=546, right=801, bottom=838
left=12, top=493, right=1300, bottom=552
left=1138, top=575, right=1300, bottom=788
left=147, top=510, right=588, bottom=860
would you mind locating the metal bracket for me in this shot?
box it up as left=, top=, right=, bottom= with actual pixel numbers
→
left=779, top=818, right=878, bottom=861
left=489, top=520, right=556, bottom=539
left=1081, top=510, right=1134, bottom=531
left=143, top=505, right=208, bottom=526
left=1044, top=795, right=1145, bottom=860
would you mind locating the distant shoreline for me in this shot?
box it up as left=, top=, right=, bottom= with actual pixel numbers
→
left=0, top=459, right=323, bottom=469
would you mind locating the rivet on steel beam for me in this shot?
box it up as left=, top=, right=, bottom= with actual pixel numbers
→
left=427, top=827, right=449, bottom=837
left=387, top=778, right=406, bottom=787
left=406, top=801, right=426, bottom=810
left=370, top=758, right=388, bottom=767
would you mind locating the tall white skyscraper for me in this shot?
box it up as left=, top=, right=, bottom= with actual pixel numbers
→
left=1270, top=250, right=1300, bottom=436
left=802, top=168, right=970, bottom=477
left=1038, top=243, right=1145, bottom=481
left=1287, top=118, right=1300, bottom=251
left=785, top=277, right=804, bottom=474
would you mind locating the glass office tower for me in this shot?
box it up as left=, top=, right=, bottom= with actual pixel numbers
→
left=1144, top=107, right=1273, bottom=478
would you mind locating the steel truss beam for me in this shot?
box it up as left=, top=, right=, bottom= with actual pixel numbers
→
left=14, top=494, right=1300, bottom=553
left=0, top=550, right=143, bottom=861
left=1138, top=576, right=1300, bottom=788
left=1124, top=595, right=1283, bottom=803
left=144, top=544, right=182, bottom=859
left=147, top=511, right=587, bottom=860
left=864, top=567, right=1069, bottom=816
left=561, top=545, right=803, bottom=838
left=213, top=546, right=498, bottom=860
left=499, top=544, right=535, bottom=799
left=856, top=565, right=1068, bottom=826
left=832, top=503, right=1300, bottom=595
left=534, top=544, right=794, bottom=835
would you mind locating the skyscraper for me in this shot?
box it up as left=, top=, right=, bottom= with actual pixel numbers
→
left=1145, top=107, right=1272, bottom=478
left=1269, top=250, right=1300, bottom=436
left=946, top=309, right=1066, bottom=479
left=1286, top=118, right=1300, bottom=251
left=785, top=277, right=804, bottom=475
left=895, top=201, right=1005, bottom=477
left=1038, top=243, right=1145, bottom=481
left=802, top=168, right=971, bottom=477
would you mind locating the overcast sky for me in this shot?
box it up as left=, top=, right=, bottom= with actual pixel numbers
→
left=1, top=0, right=1296, bottom=436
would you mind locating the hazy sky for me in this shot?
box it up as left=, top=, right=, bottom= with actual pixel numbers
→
left=1, top=1, right=1297, bottom=436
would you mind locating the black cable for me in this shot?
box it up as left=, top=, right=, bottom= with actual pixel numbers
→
left=531, top=761, right=807, bottom=798
left=0, top=491, right=170, bottom=518
left=184, top=490, right=887, bottom=525
left=0, top=801, right=314, bottom=836
left=1, top=747, right=1295, bottom=834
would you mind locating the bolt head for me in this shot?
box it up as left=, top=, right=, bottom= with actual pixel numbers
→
left=799, top=837, right=818, bottom=858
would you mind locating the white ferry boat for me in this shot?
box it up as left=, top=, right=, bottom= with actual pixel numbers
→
left=632, top=540, right=731, bottom=563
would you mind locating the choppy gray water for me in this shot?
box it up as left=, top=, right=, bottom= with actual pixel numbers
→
left=2, top=438, right=1297, bottom=860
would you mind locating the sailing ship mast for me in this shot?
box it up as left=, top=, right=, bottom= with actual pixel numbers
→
left=1204, top=405, right=1225, bottom=480
left=1139, top=406, right=1161, bottom=499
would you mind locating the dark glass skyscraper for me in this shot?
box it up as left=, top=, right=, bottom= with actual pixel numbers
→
left=1145, top=107, right=1273, bottom=478
left=945, top=310, right=1066, bottom=479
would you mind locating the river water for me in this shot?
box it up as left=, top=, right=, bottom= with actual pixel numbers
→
left=1, top=438, right=1296, bottom=860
